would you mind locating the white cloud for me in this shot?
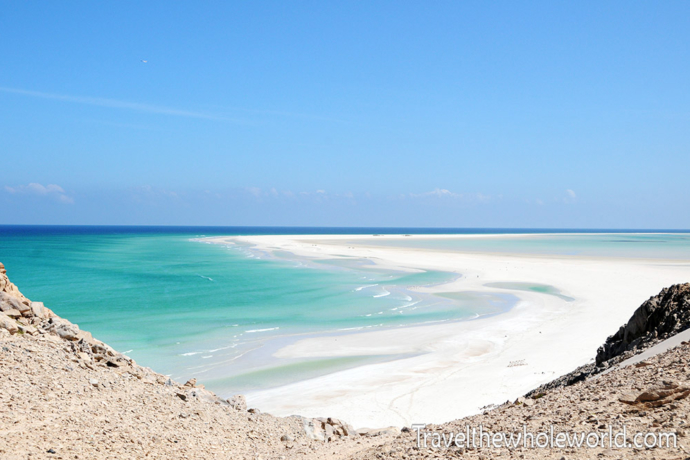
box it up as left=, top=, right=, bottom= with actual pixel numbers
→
left=4, top=182, right=74, bottom=204
left=245, top=187, right=263, bottom=198
left=239, top=187, right=361, bottom=205
left=0, top=87, right=243, bottom=122
left=410, top=188, right=461, bottom=199
left=408, top=188, right=492, bottom=204
left=562, top=189, right=577, bottom=203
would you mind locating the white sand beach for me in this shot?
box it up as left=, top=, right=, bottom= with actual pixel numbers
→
left=204, top=234, right=690, bottom=429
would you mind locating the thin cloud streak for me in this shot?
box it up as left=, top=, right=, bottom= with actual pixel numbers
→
left=0, top=87, right=244, bottom=122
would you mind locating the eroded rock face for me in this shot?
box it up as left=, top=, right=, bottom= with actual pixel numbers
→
left=597, top=283, right=690, bottom=365
left=0, top=265, right=38, bottom=335
left=0, top=265, right=63, bottom=337
left=0, top=264, right=134, bottom=372
left=0, top=265, right=31, bottom=307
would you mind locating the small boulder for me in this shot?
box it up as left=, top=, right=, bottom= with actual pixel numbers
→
left=0, top=312, right=18, bottom=334
left=228, top=394, right=247, bottom=411
left=0, top=292, right=25, bottom=314
left=356, top=426, right=401, bottom=437
left=340, top=421, right=357, bottom=437
left=30, top=301, right=45, bottom=318
left=47, top=318, right=80, bottom=340
left=17, top=324, right=37, bottom=335
left=302, top=418, right=326, bottom=442
left=619, top=381, right=690, bottom=407
left=324, top=423, right=335, bottom=439
left=76, top=330, right=95, bottom=345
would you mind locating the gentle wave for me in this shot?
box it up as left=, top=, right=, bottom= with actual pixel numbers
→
left=181, top=351, right=202, bottom=356
left=208, top=344, right=237, bottom=352
left=245, top=327, right=279, bottom=333
left=355, top=284, right=378, bottom=291
left=398, top=300, right=421, bottom=309
left=196, top=274, right=214, bottom=281
left=373, top=288, right=390, bottom=298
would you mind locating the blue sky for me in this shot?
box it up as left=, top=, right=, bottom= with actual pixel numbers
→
left=1, top=1, right=689, bottom=227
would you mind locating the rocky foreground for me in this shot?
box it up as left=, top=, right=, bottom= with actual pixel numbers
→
left=1, top=262, right=690, bottom=459
left=0, top=263, right=395, bottom=459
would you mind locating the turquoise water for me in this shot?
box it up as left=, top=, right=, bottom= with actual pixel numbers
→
left=355, top=233, right=690, bottom=259
left=2, top=227, right=687, bottom=396
left=0, top=227, right=483, bottom=394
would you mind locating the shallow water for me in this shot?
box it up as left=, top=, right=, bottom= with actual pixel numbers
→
left=1, top=226, right=685, bottom=395
left=0, top=226, right=485, bottom=393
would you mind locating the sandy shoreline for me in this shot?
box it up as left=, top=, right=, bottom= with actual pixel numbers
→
left=202, top=234, right=690, bottom=428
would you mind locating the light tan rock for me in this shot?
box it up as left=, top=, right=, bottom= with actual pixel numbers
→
left=76, top=329, right=95, bottom=344
left=0, top=311, right=18, bottom=334
left=303, top=418, right=326, bottom=442
left=17, top=323, right=38, bottom=335
left=30, top=301, right=45, bottom=318
left=0, top=269, right=31, bottom=307
left=228, top=394, right=247, bottom=411
left=0, top=292, right=24, bottom=313
left=356, top=426, right=401, bottom=437
left=47, top=317, right=80, bottom=340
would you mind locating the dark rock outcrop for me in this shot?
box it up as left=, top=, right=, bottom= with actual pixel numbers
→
left=526, top=282, right=690, bottom=398
left=596, top=282, right=690, bottom=364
